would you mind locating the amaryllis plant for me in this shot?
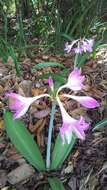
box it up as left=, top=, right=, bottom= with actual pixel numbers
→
left=65, top=38, right=94, bottom=68
left=5, top=68, right=99, bottom=170
left=65, top=38, right=94, bottom=54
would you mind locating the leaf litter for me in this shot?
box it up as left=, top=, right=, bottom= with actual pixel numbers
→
left=0, top=50, right=107, bottom=189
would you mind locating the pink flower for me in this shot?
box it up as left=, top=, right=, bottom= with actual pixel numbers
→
left=63, top=94, right=99, bottom=108
left=6, top=92, right=50, bottom=119
left=74, top=47, right=83, bottom=54
left=64, top=38, right=94, bottom=54
left=67, top=69, right=85, bottom=91
left=81, top=39, right=94, bottom=53
left=57, top=69, right=85, bottom=93
left=57, top=97, right=90, bottom=144
left=64, top=40, right=78, bottom=53
left=48, top=77, right=54, bottom=91
left=56, top=69, right=99, bottom=144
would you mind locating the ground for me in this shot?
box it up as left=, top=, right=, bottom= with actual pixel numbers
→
left=0, top=50, right=107, bottom=190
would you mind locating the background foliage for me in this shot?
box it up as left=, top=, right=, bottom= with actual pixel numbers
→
left=0, top=0, right=107, bottom=57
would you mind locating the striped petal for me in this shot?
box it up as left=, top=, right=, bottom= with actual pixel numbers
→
left=64, top=94, right=99, bottom=108
left=6, top=92, right=50, bottom=119
left=57, top=68, right=85, bottom=93
left=64, top=40, right=78, bottom=53
left=57, top=97, right=90, bottom=144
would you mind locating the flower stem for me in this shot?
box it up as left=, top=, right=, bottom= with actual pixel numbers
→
left=74, top=42, right=80, bottom=68
left=74, top=53, right=79, bottom=68
left=46, top=101, right=56, bottom=170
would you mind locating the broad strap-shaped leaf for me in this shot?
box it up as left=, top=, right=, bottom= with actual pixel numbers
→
left=4, top=111, right=45, bottom=171
left=38, top=72, right=66, bottom=84
left=33, top=61, right=65, bottom=70
left=76, top=53, right=89, bottom=68
left=48, top=177, right=65, bottom=190
left=92, top=118, right=107, bottom=131
left=51, top=134, right=76, bottom=170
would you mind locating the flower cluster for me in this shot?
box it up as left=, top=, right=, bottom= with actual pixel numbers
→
left=6, top=69, right=99, bottom=144
left=64, top=38, right=94, bottom=54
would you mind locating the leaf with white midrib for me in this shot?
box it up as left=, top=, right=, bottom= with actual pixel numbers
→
left=93, top=118, right=107, bottom=131
left=4, top=112, right=45, bottom=171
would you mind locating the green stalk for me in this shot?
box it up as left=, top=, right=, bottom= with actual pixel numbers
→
left=74, top=42, right=80, bottom=68
left=74, top=53, right=79, bottom=68
left=46, top=101, right=56, bottom=170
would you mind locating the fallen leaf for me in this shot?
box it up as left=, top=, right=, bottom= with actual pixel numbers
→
left=34, top=108, right=50, bottom=119
left=64, top=163, right=73, bottom=174
left=100, top=80, right=107, bottom=90
left=0, top=101, right=3, bottom=108
left=0, top=119, right=4, bottom=129
left=36, top=118, right=46, bottom=146
left=70, top=107, right=87, bottom=117
left=18, top=80, right=32, bottom=97
left=98, top=162, right=107, bottom=174
left=31, top=88, right=46, bottom=96
left=0, top=85, right=4, bottom=93
left=7, top=163, right=35, bottom=185
left=28, top=119, right=43, bottom=133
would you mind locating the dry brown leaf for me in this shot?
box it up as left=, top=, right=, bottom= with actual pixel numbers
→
left=7, top=146, right=22, bottom=160
left=29, top=118, right=47, bottom=146
left=31, top=88, right=46, bottom=96
left=0, top=85, right=4, bottom=93
left=28, top=119, right=43, bottom=133
left=86, top=59, right=94, bottom=67
left=31, top=102, right=46, bottom=111
left=49, top=56, right=58, bottom=62
left=0, top=120, right=4, bottom=129
left=73, top=150, right=80, bottom=159
left=64, top=163, right=73, bottom=174
left=99, top=80, right=107, bottom=90
left=18, top=87, right=25, bottom=96
left=0, top=62, right=9, bottom=76
left=36, top=118, right=46, bottom=146
left=28, top=123, right=34, bottom=133
left=34, top=108, right=50, bottom=119
left=18, top=80, right=32, bottom=96
left=84, top=86, right=104, bottom=98
left=70, top=107, right=87, bottom=117
left=22, top=58, right=32, bottom=65
left=34, top=58, right=43, bottom=63
left=0, top=101, right=3, bottom=108
left=36, top=118, right=46, bottom=133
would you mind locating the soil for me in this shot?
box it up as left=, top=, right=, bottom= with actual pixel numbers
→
left=0, top=50, right=107, bottom=190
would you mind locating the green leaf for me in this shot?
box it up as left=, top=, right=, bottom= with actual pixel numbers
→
left=76, top=53, right=89, bottom=68
left=10, top=47, right=20, bottom=76
left=43, top=184, right=49, bottom=190
left=70, top=1, right=95, bottom=35
left=61, top=33, right=73, bottom=40
left=38, top=72, right=66, bottom=83
left=32, top=62, right=65, bottom=70
left=48, top=177, right=65, bottom=190
left=92, top=118, right=107, bottom=131
left=4, top=111, right=45, bottom=171
left=51, top=134, right=76, bottom=170
left=97, top=44, right=107, bottom=49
